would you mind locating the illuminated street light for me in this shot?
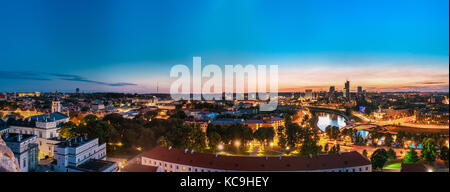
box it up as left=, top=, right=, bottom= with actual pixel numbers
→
left=218, top=144, right=224, bottom=151
left=234, top=140, right=241, bottom=148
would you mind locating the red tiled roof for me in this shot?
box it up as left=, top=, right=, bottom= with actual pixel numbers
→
left=401, top=163, right=431, bottom=172
left=141, top=146, right=371, bottom=171
left=121, top=163, right=159, bottom=172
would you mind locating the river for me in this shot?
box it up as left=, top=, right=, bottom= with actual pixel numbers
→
left=315, top=112, right=347, bottom=132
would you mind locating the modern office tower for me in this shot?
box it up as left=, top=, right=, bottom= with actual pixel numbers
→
left=305, top=89, right=313, bottom=100
left=344, top=80, right=350, bottom=99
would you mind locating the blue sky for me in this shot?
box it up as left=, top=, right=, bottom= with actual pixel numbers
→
left=0, top=0, right=448, bottom=93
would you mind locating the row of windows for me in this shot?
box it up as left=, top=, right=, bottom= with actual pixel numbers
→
left=14, top=129, right=55, bottom=138
left=142, top=158, right=370, bottom=172
left=76, top=151, right=105, bottom=163
left=142, top=158, right=220, bottom=172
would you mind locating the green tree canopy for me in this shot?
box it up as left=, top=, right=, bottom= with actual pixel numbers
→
left=421, top=138, right=437, bottom=164
left=370, top=148, right=388, bottom=171
left=404, top=148, right=419, bottom=164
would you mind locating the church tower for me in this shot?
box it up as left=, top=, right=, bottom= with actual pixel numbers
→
left=51, top=92, right=61, bottom=113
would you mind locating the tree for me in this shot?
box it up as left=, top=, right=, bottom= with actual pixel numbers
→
left=325, top=126, right=340, bottom=140
left=170, top=110, right=187, bottom=119
left=370, top=148, right=388, bottom=171
left=362, top=149, right=368, bottom=158
left=207, top=132, right=221, bottom=151
left=387, top=148, right=396, bottom=160
left=277, top=126, right=287, bottom=149
left=157, top=136, right=172, bottom=147
left=300, top=137, right=322, bottom=156
left=285, top=123, right=298, bottom=148
left=80, top=114, right=98, bottom=125
left=439, top=146, right=448, bottom=161
left=421, top=138, right=437, bottom=164
left=404, top=148, right=419, bottom=164
left=384, top=133, right=393, bottom=147
left=324, top=143, right=329, bottom=153
left=58, top=122, right=79, bottom=138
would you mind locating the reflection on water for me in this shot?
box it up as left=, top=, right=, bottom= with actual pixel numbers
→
left=316, top=112, right=346, bottom=132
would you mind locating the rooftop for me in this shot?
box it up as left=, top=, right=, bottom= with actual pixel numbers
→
left=401, top=163, right=432, bottom=172
left=2, top=133, right=36, bottom=143
left=56, top=136, right=97, bottom=148
left=141, top=146, right=371, bottom=171
left=68, top=159, right=116, bottom=172
left=211, top=118, right=243, bottom=124
left=121, top=163, right=159, bottom=172
left=30, top=112, right=69, bottom=122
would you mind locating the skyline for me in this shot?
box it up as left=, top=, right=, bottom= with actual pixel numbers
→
left=0, top=0, right=449, bottom=93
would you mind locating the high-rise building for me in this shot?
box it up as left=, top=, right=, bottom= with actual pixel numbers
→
left=76, top=88, right=80, bottom=94
left=344, top=80, right=350, bottom=99
left=329, top=86, right=335, bottom=93
left=357, top=86, right=362, bottom=95
left=305, top=89, right=313, bottom=100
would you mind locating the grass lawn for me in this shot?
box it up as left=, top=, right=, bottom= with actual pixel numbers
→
left=384, top=160, right=403, bottom=169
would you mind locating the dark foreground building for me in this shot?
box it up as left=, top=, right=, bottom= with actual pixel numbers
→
left=136, top=146, right=372, bottom=172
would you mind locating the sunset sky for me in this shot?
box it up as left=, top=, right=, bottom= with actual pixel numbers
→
left=0, top=0, right=448, bottom=93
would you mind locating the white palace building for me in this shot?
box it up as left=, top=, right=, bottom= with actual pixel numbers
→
left=137, top=146, right=372, bottom=172
left=8, top=112, right=69, bottom=158
left=54, top=136, right=117, bottom=172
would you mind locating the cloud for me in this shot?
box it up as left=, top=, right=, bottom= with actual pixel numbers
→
left=49, top=73, right=138, bottom=86
left=0, top=71, right=137, bottom=87
left=0, top=71, right=51, bottom=80
left=415, top=81, right=446, bottom=85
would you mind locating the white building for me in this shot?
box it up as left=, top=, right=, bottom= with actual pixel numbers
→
left=91, top=103, right=105, bottom=111
left=139, top=146, right=372, bottom=172
left=53, top=136, right=116, bottom=172
left=8, top=112, right=69, bottom=158
left=1, top=133, right=38, bottom=172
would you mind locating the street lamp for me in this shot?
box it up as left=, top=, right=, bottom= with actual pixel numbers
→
left=218, top=144, right=224, bottom=151
left=234, top=140, right=241, bottom=148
